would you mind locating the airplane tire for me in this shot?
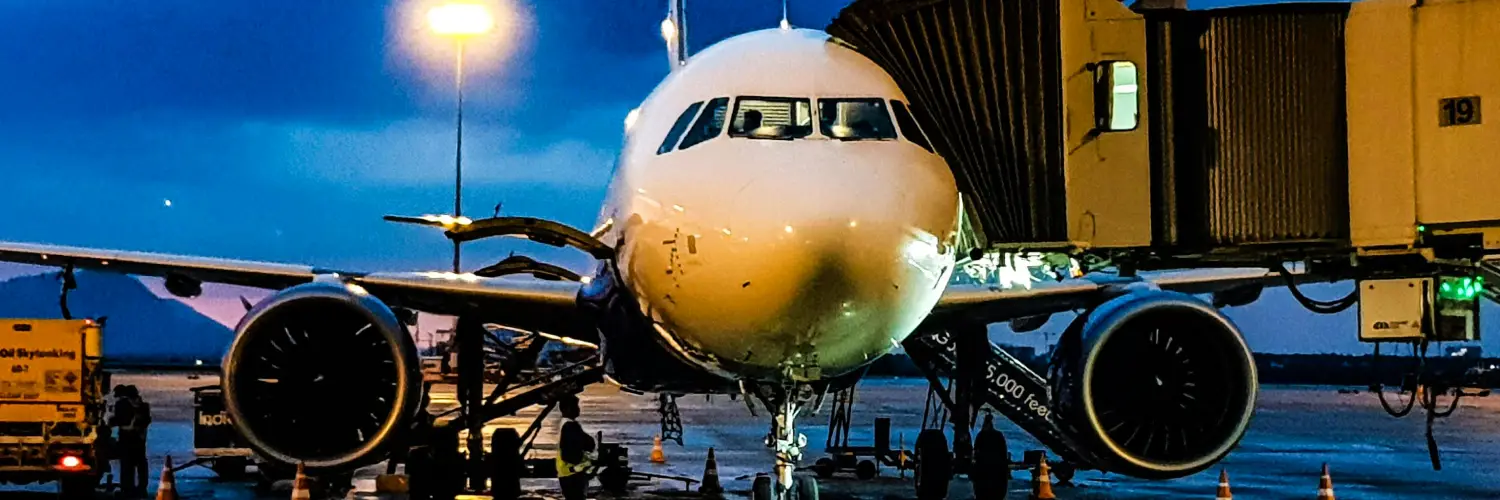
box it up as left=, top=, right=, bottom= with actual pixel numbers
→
left=1054, top=461, right=1077, bottom=485
left=795, top=475, right=820, bottom=500
left=488, top=428, right=523, bottom=500
left=914, top=430, right=952, bottom=500
left=855, top=460, right=878, bottom=480
left=599, top=467, right=630, bottom=494
left=406, top=447, right=434, bottom=500
left=751, top=474, right=773, bottom=500
left=972, top=426, right=1010, bottom=499
left=58, top=474, right=97, bottom=500
left=813, top=458, right=835, bottom=479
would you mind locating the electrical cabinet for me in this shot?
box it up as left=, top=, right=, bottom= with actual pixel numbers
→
left=1358, top=278, right=1428, bottom=342
left=1357, top=276, right=1482, bottom=342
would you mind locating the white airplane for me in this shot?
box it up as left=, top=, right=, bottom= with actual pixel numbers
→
left=0, top=27, right=1280, bottom=499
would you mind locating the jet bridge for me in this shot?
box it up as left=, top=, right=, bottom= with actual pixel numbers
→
left=828, top=0, right=1500, bottom=266
left=829, top=0, right=1500, bottom=372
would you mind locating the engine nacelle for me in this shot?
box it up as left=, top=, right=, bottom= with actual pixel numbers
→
left=222, top=281, right=422, bottom=471
left=1049, top=291, right=1258, bottom=479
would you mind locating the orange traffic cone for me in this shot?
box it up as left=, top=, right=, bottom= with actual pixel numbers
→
left=897, top=433, right=908, bottom=478
left=1217, top=469, right=1232, bottom=500
left=155, top=455, right=178, bottom=500
left=1317, top=463, right=1335, bottom=500
left=1031, top=459, right=1056, bottom=500
left=650, top=435, right=667, bottom=464
left=699, top=447, right=723, bottom=495
left=291, top=462, right=312, bottom=500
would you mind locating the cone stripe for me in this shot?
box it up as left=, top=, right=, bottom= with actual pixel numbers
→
left=650, top=435, right=667, bottom=464
left=699, top=447, right=723, bottom=495
left=156, top=455, right=178, bottom=500
left=1317, top=463, right=1335, bottom=500
left=1031, top=460, right=1056, bottom=500
left=292, top=463, right=311, bottom=500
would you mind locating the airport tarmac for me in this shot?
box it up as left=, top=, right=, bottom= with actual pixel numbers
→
left=9, top=374, right=1500, bottom=499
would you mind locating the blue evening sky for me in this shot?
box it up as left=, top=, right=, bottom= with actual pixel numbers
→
left=0, top=0, right=857, bottom=273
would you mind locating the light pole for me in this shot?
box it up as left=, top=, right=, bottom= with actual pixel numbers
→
left=428, top=2, right=494, bottom=273
left=427, top=3, right=496, bottom=492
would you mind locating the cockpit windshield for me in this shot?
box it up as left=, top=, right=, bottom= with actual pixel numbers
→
left=730, top=97, right=813, bottom=140
left=891, top=100, right=935, bottom=153
left=817, top=98, right=897, bottom=141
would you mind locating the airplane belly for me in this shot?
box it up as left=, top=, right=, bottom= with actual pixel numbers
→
left=671, top=221, right=952, bottom=380
left=620, top=179, right=958, bottom=381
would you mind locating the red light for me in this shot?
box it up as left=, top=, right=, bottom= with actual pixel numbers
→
left=59, top=456, right=81, bottom=469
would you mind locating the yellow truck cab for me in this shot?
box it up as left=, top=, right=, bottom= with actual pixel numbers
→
left=0, top=319, right=106, bottom=498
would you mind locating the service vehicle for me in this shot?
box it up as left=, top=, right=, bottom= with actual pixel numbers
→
left=0, top=319, right=106, bottom=499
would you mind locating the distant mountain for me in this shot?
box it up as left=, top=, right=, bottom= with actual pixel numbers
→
left=0, top=270, right=233, bottom=366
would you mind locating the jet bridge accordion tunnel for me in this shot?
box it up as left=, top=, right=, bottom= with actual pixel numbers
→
left=827, top=0, right=1356, bottom=254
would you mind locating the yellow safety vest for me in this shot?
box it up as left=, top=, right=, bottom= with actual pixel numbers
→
left=556, top=454, right=594, bottom=478
left=556, top=419, right=594, bottom=477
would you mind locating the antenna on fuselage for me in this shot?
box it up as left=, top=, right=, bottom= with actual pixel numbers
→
left=662, top=0, right=688, bottom=70
left=780, top=0, right=790, bottom=30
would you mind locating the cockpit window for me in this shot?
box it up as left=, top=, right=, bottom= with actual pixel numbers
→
left=818, top=98, right=897, bottom=141
left=730, top=97, right=813, bottom=140
left=676, top=97, right=729, bottom=150
left=656, top=101, right=703, bottom=154
left=891, top=100, right=936, bottom=153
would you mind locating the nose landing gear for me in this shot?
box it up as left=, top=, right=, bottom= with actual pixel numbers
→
left=745, top=381, right=823, bottom=500
left=753, top=473, right=820, bottom=500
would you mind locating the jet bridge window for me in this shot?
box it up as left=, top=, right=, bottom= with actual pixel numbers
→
left=891, top=100, right=935, bottom=153
left=676, top=97, right=729, bottom=150
left=657, top=101, right=704, bottom=154
left=730, top=97, right=813, bottom=140
left=817, top=98, right=897, bottom=140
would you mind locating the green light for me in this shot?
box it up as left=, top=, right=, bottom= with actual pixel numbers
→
left=1418, top=225, right=1427, bottom=232
left=1437, top=276, right=1484, bottom=301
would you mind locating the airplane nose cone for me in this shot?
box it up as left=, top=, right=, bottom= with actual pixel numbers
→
left=717, top=221, right=952, bottom=379
left=653, top=145, right=959, bottom=380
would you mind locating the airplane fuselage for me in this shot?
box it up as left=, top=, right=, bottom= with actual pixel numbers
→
left=583, top=28, right=962, bottom=388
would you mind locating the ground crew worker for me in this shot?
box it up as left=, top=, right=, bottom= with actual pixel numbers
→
left=555, top=395, right=595, bottom=500
left=404, top=389, right=442, bottom=500
left=102, top=385, right=126, bottom=491
left=116, top=385, right=152, bottom=497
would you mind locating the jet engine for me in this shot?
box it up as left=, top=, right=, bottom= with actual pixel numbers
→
left=1048, top=291, right=1258, bottom=479
left=221, top=281, right=422, bottom=471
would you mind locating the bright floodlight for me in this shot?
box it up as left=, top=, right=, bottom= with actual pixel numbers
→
left=660, top=18, right=678, bottom=42
left=429, top=2, right=495, bottom=36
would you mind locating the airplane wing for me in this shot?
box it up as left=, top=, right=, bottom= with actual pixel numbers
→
left=930, top=267, right=1324, bottom=326
left=0, top=241, right=588, bottom=338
